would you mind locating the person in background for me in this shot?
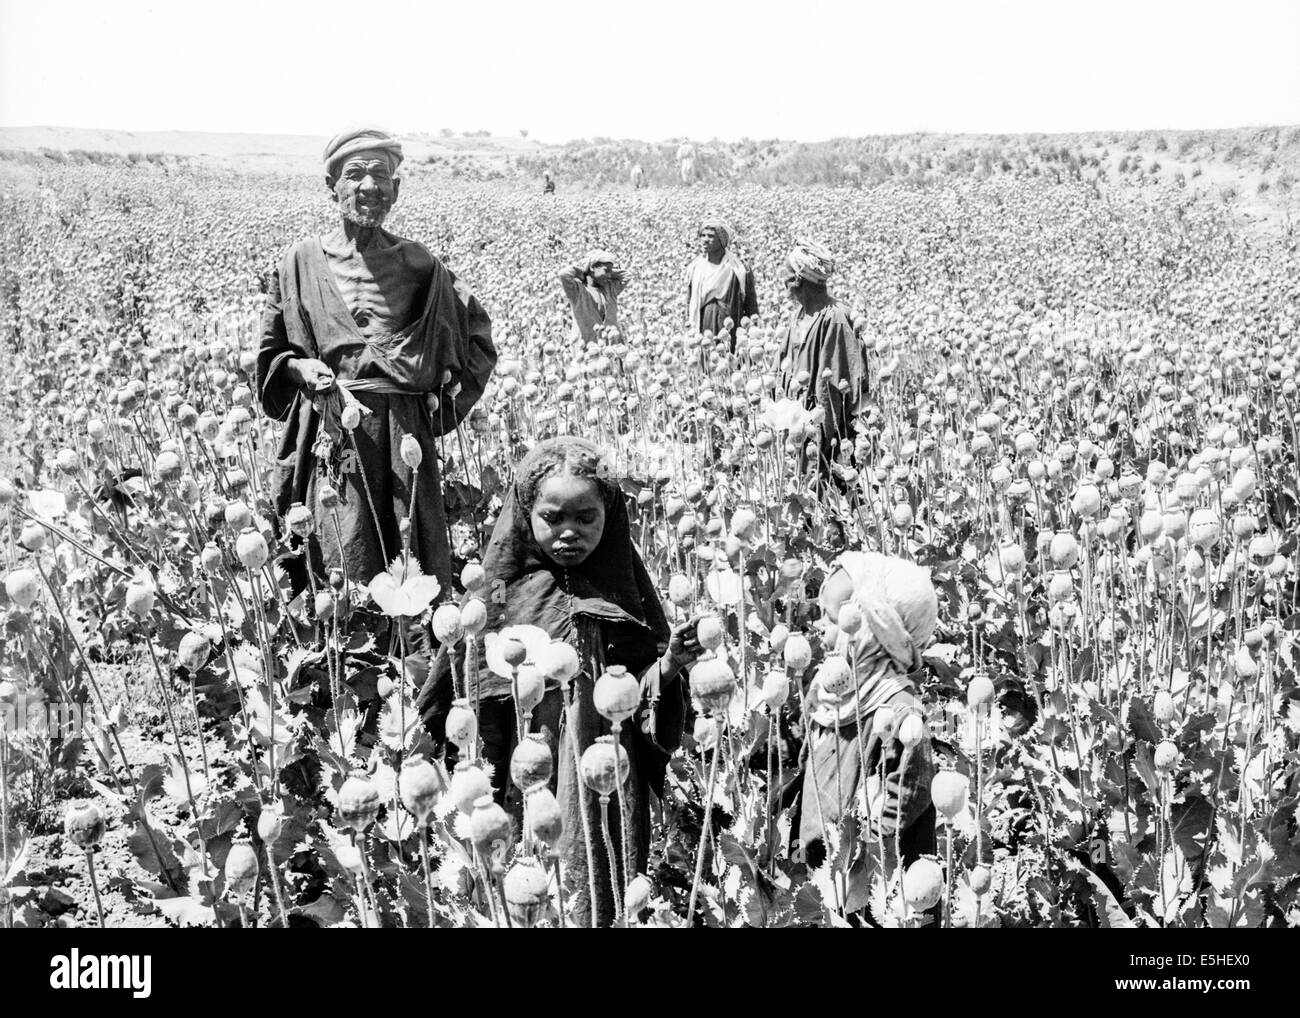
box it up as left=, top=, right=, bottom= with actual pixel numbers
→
left=777, top=238, right=867, bottom=474
left=686, top=218, right=758, bottom=347
left=542, top=170, right=555, bottom=195
left=630, top=163, right=645, bottom=189
left=558, top=250, right=627, bottom=343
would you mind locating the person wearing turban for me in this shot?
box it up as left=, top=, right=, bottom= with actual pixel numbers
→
left=256, top=126, right=497, bottom=603
left=795, top=552, right=939, bottom=908
left=777, top=238, right=868, bottom=477
left=686, top=218, right=758, bottom=349
left=558, top=248, right=628, bottom=343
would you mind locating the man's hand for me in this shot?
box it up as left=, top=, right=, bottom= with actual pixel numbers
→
left=287, top=358, right=335, bottom=391
left=609, top=267, right=629, bottom=286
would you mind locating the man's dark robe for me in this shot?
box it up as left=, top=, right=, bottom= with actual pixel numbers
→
left=777, top=300, right=868, bottom=469
left=686, top=254, right=759, bottom=344
left=256, top=237, right=495, bottom=591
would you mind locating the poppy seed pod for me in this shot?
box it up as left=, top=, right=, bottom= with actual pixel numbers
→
left=1153, top=740, right=1178, bottom=772
left=731, top=507, right=757, bottom=540
left=526, top=786, right=564, bottom=848
left=4, top=569, right=39, bottom=609
left=400, top=433, right=423, bottom=469
left=768, top=623, right=790, bottom=653
left=624, top=874, right=653, bottom=918
left=970, top=864, right=993, bottom=896
left=125, top=579, right=155, bottom=617
left=1152, top=688, right=1175, bottom=724
left=451, top=761, right=493, bottom=813
left=1049, top=531, right=1079, bottom=569
left=903, top=858, right=944, bottom=911
left=468, top=794, right=512, bottom=856
left=401, top=755, right=447, bottom=822
left=696, top=614, right=725, bottom=650
left=224, top=499, right=252, bottom=530
left=689, top=657, right=737, bottom=713
left=444, top=698, right=478, bottom=751
left=503, top=859, right=551, bottom=927
left=931, top=770, right=968, bottom=819
left=581, top=735, right=630, bottom=797
left=177, top=630, right=210, bottom=672
left=459, top=597, right=488, bottom=635
left=1070, top=483, right=1101, bottom=518
left=339, top=403, right=362, bottom=431
left=536, top=640, right=580, bottom=687
left=594, top=665, right=640, bottom=725
left=1187, top=508, right=1220, bottom=549
left=760, top=669, right=790, bottom=710
left=431, top=603, right=463, bottom=643
left=235, top=528, right=268, bottom=571
left=998, top=542, right=1026, bottom=576
left=898, top=713, right=926, bottom=748
left=510, top=733, right=555, bottom=791
left=317, top=484, right=339, bottom=511
left=337, top=771, right=381, bottom=832
left=256, top=803, right=284, bottom=844
left=1048, top=570, right=1075, bottom=604
left=224, top=838, right=260, bottom=899
left=19, top=521, right=46, bottom=552
left=668, top=573, right=693, bottom=605
left=513, top=662, right=546, bottom=714
left=783, top=634, right=812, bottom=674
left=816, top=655, right=855, bottom=698
left=501, top=636, right=528, bottom=669
left=154, top=449, right=183, bottom=482
left=967, top=674, right=995, bottom=710
left=64, top=799, right=106, bottom=850
left=872, top=705, right=896, bottom=739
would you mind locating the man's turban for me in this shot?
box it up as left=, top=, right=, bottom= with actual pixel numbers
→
left=700, top=218, right=732, bottom=249
left=323, top=128, right=404, bottom=179
left=788, top=238, right=835, bottom=285
left=585, top=249, right=617, bottom=272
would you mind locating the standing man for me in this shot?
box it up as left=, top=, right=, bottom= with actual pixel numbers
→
left=256, top=127, right=497, bottom=593
left=558, top=250, right=627, bottom=343
left=676, top=140, right=696, bottom=184
left=542, top=170, right=556, bottom=195
left=686, top=218, right=758, bottom=345
left=630, top=162, right=645, bottom=189
left=777, top=238, right=867, bottom=474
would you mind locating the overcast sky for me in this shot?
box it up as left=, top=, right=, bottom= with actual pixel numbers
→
left=2, top=0, right=1297, bottom=142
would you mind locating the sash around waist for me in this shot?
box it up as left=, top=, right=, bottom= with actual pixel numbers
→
left=336, top=377, right=419, bottom=396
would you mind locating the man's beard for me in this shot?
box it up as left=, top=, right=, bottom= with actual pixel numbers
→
left=342, top=199, right=390, bottom=228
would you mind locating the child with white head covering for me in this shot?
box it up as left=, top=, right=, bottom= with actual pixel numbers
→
left=797, top=551, right=939, bottom=885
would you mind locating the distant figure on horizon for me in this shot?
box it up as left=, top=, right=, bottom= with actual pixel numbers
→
left=676, top=141, right=696, bottom=184
left=542, top=170, right=556, bottom=195
left=558, top=250, right=627, bottom=343
left=686, top=218, right=757, bottom=346
left=630, top=163, right=645, bottom=189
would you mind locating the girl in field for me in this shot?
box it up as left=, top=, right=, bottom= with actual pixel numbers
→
left=796, top=551, right=939, bottom=903
left=417, top=436, right=702, bottom=927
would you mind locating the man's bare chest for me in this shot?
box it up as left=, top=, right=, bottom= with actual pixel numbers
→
left=325, top=249, right=432, bottom=340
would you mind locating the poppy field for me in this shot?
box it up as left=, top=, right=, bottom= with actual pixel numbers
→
left=1, top=150, right=1299, bottom=928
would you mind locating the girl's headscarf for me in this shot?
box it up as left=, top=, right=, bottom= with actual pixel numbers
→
left=809, top=551, right=938, bottom=729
